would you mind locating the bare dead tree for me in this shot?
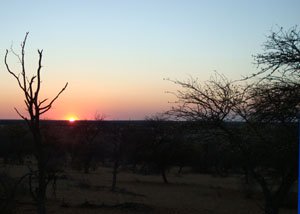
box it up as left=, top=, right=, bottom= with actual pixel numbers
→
left=4, top=32, right=68, bottom=214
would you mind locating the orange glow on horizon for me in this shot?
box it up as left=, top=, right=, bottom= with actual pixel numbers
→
left=66, top=115, right=79, bottom=122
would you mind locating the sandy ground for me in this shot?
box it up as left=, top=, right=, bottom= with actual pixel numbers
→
left=2, top=165, right=297, bottom=214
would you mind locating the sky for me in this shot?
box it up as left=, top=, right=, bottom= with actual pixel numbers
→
left=0, top=0, right=299, bottom=120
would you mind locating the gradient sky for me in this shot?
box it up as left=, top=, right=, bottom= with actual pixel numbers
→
left=0, top=0, right=299, bottom=120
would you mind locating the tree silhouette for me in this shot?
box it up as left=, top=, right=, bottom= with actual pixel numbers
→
left=145, top=114, right=181, bottom=184
left=243, top=26, right=300, bottom=214
left=4, top=32, right=68, bottom=214
left=250, top=26, right=300, bottom=84
left=71, top=114, right=104, bottom=174
left=166, top=72, right=241, bottom=123
left=167, top=27, right=299, bottom=214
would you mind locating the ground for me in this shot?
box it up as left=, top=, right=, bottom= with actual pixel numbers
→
left=2, top=164, right=297, bottom=214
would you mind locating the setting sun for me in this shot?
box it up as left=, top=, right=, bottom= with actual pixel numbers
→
left=66, top=115, right=78, bottom=122
left=68, top=117, right=76, bottom=122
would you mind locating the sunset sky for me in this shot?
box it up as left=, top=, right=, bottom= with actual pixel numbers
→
left=0, top=0, right=299, bottom=120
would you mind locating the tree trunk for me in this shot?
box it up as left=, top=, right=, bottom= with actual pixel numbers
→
left=242, top=167, right=249, bottom=184
left=83, top=148, right=93, bottom=174
left=178, top=165, right=183, bottom=174
left=37, top=173, right=46, bottom=214
left=84, top=159, right=90, bottom=174
left=37, top=161, right=47, bottom=214
left=161, top=168, right=169, bottom=184
left=111, top=160, right=119, bottom=191
left=34, top=128, right=47, bottom=214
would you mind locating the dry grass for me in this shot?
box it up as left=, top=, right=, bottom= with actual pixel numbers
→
left=2, top=165, right=297, bottom=214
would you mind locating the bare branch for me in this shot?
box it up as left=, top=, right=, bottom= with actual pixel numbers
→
left=28, top=76, right=36, bottom=98
left=38, top=98, right=48, bottom=107
left=34, top=49, right=43, bottom=101
left=21, top=32, right=29, bottom=96
left=166, top=73, right=241, bottom=123
left=246, top=26, right=300, bottom=83
left=40, top=82, right=68, bottom=115
left=10, top=44, right=22, bottom=63
left=14, top=107, right=28, bottom=121
left=4, top=49, right=25, bottom=91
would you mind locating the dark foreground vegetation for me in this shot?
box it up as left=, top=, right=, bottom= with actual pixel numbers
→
left=0, top=119, right=298, bottom=214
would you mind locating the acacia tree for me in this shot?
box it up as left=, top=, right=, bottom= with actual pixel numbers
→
left=242, top=26, right=300, bottom=214
left=4, top=32, right=68, bottom=214
left=166, top=73, right=247, bottom=170
left=167, top=26, right=299, bottom=214
left=240, top=90, right=298, bottom=214
left=168, top=72, right=298, bottom=214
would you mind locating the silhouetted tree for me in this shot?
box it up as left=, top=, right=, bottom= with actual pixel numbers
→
left=71, top=115, right=104, bottom=173
left=166, top=73, right=241, bottom=123
left=251, top=26, right=300, bottom=84
left=166, top=73, right=244, bottom=172
left=110, top=125, right=123, bottom=191
left=238, top=26, right=300, bottom=214
left=144, top=114, right=182, bottom=184
left=103, top=123, right=131, bottom=191
left=167, top=26, right=299, bottom=214
left=4, top=33, right=68, bottom=214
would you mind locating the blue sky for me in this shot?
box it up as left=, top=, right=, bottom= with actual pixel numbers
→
left=0, top=0, right=299, bottom=119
